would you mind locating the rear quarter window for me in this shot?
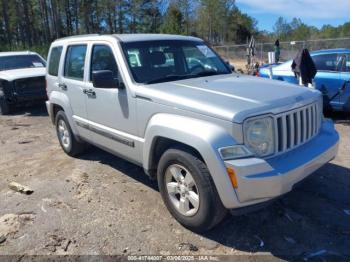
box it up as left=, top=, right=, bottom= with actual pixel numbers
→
left=48, top=46, right=63, bottom=76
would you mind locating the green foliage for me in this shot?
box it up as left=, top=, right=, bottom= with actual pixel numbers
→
left=196, top=0, right=236, bottom=43
left=0, top=0, right=349, bottom=53
left=273, top=17, right=350, bottom=42
left=160, top=3, right=184, bottom=34
left=228, top=7, right=257, bottom=43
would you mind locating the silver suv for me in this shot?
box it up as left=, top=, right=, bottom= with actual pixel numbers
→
left=46, top=34, right=339, bottom=232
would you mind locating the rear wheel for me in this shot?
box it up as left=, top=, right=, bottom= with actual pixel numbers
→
left=55, top=110, right=86, bottom=156
left=157, top=147, right=227, bottom=232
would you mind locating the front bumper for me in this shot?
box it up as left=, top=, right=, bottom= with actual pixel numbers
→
left=10, top=94, right=47, bottom=104
left=225, top=119, right=339, bottom=206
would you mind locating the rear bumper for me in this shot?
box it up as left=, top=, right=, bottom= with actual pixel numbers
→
left=46, top=101, right=54, bottom=123
left=224, top=119, right=339, bottom=207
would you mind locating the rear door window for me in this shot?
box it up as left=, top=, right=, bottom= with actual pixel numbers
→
left=48, top=46, right=63, bottom=76
left=64, top=45, right=87, bottom=80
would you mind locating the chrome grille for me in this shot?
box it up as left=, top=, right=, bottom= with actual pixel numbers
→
left=275, top=102, right=321, bottom=154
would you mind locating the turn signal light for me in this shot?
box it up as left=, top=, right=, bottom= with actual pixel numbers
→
left=226, top=167, right=238, bottom=188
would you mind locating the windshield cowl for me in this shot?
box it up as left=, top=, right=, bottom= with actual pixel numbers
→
left=145, top=71, right=231, bottom=84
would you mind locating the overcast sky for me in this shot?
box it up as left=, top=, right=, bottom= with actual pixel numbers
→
left=236, top=0, right=350, bottom=32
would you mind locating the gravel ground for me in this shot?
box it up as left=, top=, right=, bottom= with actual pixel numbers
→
left=0, top=105, right=349, bottom=261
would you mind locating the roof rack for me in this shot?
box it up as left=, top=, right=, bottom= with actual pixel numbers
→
left=54, top=34, right=100, bottom=41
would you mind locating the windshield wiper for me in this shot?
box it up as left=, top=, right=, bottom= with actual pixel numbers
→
left=146, top=74, right=192, bottom=84
left=193, top=71, right=227, bottom=77
left=145, top=71, right=229, bottom=84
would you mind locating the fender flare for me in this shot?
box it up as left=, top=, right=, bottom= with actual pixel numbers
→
left=48, top=91, right=79, bottom=136
left=143, top=113, right=241, bottom=208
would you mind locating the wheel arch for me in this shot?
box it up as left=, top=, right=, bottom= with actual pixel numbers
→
left=147, top=136, right=204, bottom=178
left=52, top=104, right=64, bottom=122
left=142, top=113, right=241, bottom=208
left=48, top=91, right=79, bottom=136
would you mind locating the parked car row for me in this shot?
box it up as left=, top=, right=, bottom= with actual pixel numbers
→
left=258, top=48, right=350, bottom=112
left=0, top=35, right=340, bottom=232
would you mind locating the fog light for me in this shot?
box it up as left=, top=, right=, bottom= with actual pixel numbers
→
left=218, top=145, right=252, bottom=160
left=226, top=167, right=238, bottom=188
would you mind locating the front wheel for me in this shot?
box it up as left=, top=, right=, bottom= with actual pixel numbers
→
left=157, top=147, right=227, bottom=232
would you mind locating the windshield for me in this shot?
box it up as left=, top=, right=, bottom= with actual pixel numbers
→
left=0, top=55, right=46, bottom=71
left=121, top=40, right=231, bottom=84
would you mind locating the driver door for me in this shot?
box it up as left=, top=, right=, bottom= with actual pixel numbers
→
left=84, top=42, right=139, bottom=162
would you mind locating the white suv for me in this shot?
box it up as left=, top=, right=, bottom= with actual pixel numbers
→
left=46, top=34, right=339, bottom=232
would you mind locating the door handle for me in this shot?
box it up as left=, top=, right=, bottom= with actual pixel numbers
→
left=58, top=83, right=67, bottom=91
left=83, top=89, right=96, bottom=96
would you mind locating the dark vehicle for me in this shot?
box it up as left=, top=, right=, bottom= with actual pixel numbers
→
left=0, top=51, right=47, bottom=115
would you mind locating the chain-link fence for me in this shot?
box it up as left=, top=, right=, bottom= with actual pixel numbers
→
left=213, top=37, right=350, bottom=71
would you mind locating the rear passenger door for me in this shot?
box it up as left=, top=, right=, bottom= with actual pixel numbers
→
left=61, top=44, right=91, bottom=139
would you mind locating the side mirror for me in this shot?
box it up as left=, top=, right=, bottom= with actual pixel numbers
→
left=92, top=70, right=120, bottom=89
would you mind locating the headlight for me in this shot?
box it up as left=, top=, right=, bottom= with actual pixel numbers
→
left=218, top=145, right=252, bottom=160
left=244, top=116, right=275, bottom=157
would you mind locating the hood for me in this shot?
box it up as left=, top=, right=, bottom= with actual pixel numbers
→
left=0, top=67, right=46, bottom=81
left=135, top=73, right=321, bottom=123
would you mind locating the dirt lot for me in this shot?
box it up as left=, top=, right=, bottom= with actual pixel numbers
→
left=0, top=105, right=350, bottom=261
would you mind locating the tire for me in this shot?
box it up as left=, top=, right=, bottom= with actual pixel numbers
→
left=157, top=147, right=227, bottom=232
left=55, top=110, right=86, bottom=156
left=0, top=96, right=11, bottom=115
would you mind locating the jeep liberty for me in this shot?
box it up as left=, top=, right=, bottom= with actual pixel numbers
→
left=46, top=34, right=339, bottom=232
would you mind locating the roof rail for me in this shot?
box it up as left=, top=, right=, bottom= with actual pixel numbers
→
left=54, top=34, right=100, bottom=41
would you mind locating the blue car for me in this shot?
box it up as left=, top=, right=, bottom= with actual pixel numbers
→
left=259, top=49, right=350, bottom=112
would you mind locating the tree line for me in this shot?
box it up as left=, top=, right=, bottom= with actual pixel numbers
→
left=0, top=0, right=349, bottom=56
left=0, top=0, right=257, bottom=54
left=272, top=17, right=350, bottom=42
